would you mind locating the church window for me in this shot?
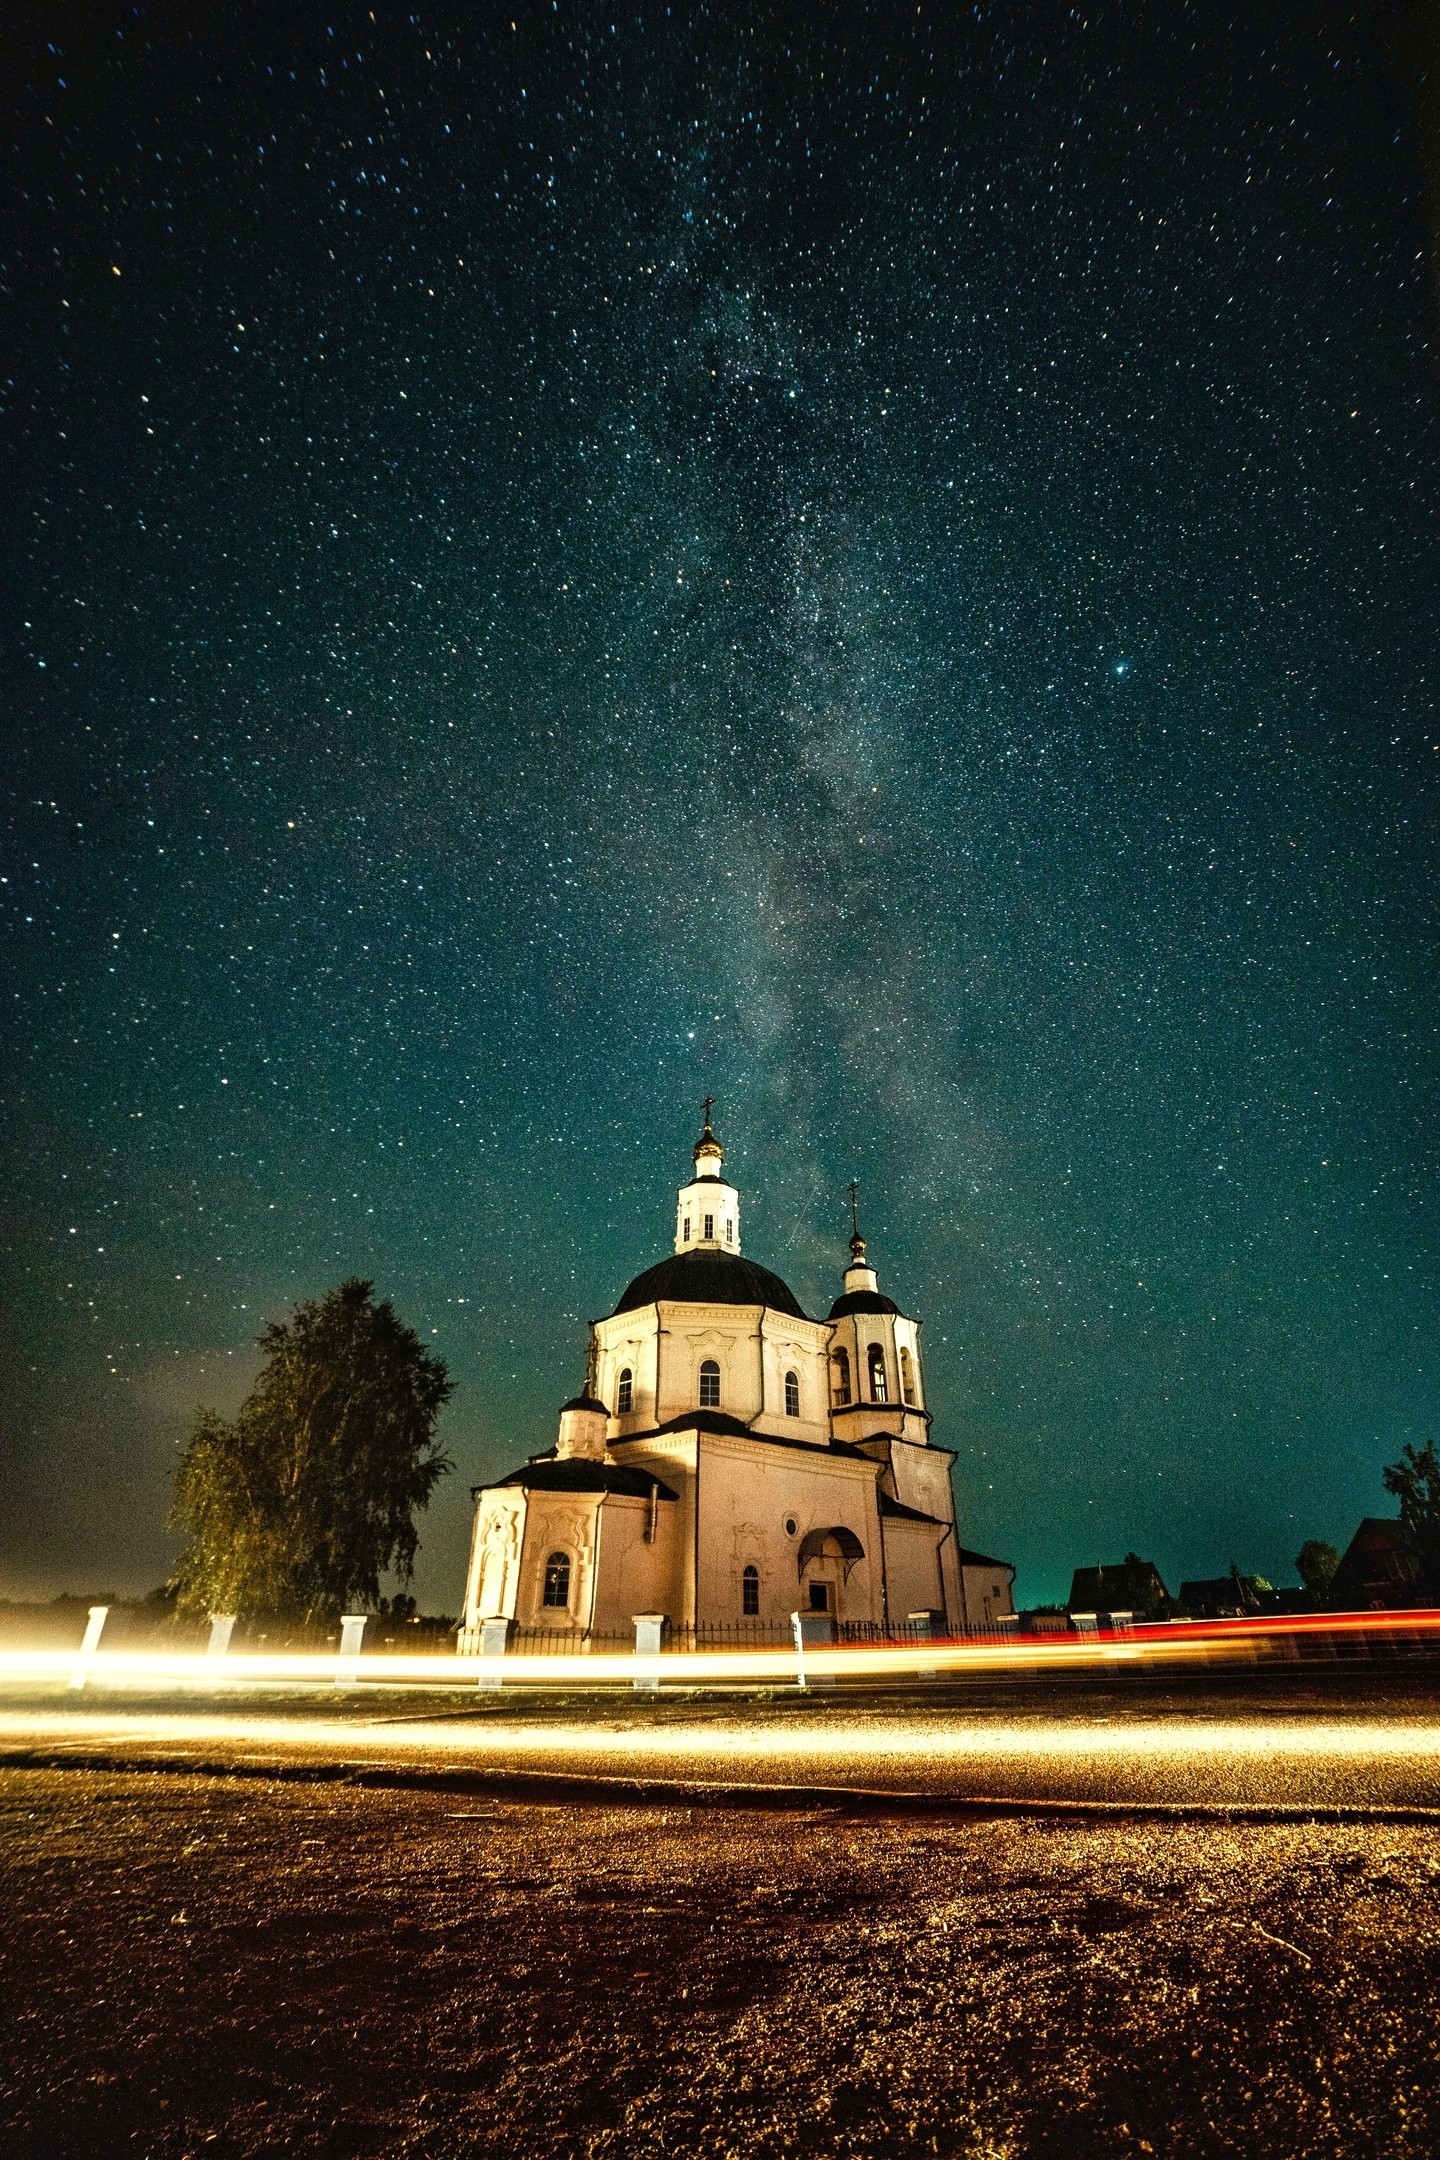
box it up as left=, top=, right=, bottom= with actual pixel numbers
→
left=725, top=1219, right=733, bottom=1244
left=867, top=1343, right=889, bottom=1402
left=900, top=1347, right=916, bottom=1405
left=616, top=1367, right=633, bottom=1415
left=683, top=1217, right=691, bottom=1242
left=699, top=1359, right=721, bottom=1408
left=832, top=1347, right=852, bottom=1406
left=808, top=1580, right=831, bottom=1613
left=784, top=1369, right=800, bottom=1418
left=742, top=1564, right=760, bottom=1616
left=541, top=1551, right=571, bottom=1609
left=703, top=1212, right=714, bottom=1240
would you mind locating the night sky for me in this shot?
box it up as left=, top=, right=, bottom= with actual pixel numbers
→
left=4, top=3, right=1436, bottom=1614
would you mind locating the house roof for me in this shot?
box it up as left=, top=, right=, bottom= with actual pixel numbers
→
left=1068, top=1560, right=1170, bottom=1609
left=1340, top=1516, right=1418, bottom=1553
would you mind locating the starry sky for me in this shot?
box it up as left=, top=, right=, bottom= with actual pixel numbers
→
left=4, top=2, right=1437, bottom=1613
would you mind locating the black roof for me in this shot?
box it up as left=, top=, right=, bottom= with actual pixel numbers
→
left=828, top=1288, right=900, bottom=1318
left=878, top=1492, right=945, bottom=1525
left=487, top=1460, right=678, bottom=1499
left=613, top=1416, right=872, bottom=1459
left=612, top=1247, right=808, bottom=1319
left=560, top=1390, right=609, bottom=1415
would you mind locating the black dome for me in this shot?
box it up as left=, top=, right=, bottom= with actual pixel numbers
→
left=827, top=1288, right=900, bottom=1318
left=613, top=1248, right=808, bottom=1320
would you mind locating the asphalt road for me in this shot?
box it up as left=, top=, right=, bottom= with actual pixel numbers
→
left=5, top=1672, right=1440, bottom=1812
left=3, top=1763, right=1439, bottom=2159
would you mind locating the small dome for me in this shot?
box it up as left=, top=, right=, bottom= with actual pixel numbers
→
left=827, top=1287, right=900, bottom=1319
left=560, top=1389, right=609, bottom=1415
left=613, top=1247, right=808, bottom=1319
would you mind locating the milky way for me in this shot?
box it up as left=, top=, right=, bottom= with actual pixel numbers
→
left=4, top=4, right=1436, bottom=1609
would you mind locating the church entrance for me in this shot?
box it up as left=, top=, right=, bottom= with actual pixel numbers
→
left=795, top=1525, right=864, bottom=1623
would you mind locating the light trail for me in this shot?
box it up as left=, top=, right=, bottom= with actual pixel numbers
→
left=6, top=1703, right=1440, bottom=1808
left=0, top=1607, right=1437, bottom=1695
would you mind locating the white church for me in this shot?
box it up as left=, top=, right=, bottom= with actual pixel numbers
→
left=459, top=1113, right=1014, bottom=1644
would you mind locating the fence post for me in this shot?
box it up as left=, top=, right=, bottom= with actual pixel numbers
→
left=477, top=1616, right=512, bottom=1691
left=791, top=1611, right=835, bottom=1691
left=335, top=1612, right=367, bottom=1685
left=68, top=1604, right=109, bottom=1690
left=907, top=1609, right=938, bottom=1680
left=206, top=1614, right=237, bottom=1659
left=633, top=1613, right=666, bottom=1693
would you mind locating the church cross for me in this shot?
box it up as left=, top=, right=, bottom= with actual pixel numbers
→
left=701, top=1094, right=715, bottom=1129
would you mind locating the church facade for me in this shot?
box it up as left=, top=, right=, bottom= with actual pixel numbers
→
left=459, top=1116, right=1014, bottom=1644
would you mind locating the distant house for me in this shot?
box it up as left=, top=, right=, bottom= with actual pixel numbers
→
left=1176, top=1571, right=1272, bottom=1619
left=954, top=1549, right=1017, bottom=1629
left=1066, top=1555, right=1170, bottom=1622
left=1328, top=1517, right=1426, bottom=1610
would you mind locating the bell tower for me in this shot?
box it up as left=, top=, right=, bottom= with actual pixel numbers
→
left=673, top=1100, right=741, bottom=1255
left=825, top=1184, right=928, bottom=1446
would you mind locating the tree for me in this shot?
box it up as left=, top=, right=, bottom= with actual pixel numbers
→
left=1381, top=1441, right=1440, bottom=1589
left=169, top=1278, right=453, bottom=1620
left=1295, top=1540, right=1340, bottom=1598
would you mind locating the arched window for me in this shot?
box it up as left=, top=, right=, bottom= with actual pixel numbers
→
left=832, top=1347, right=852, bottom=1406
left=742, top=1563, right=760, bottom=1616
left=703, top=1212, right=715, bottom=1240
left=900, top=1347, right=916, bottom=1405
left=784, top=1369, right=800, bottom=1418
left=541, top=1551, right=571, bottom=1609
left=699, top=1359, right=721, bottom=1408
left=616, top=1367, right=633, bottom=1415
left=867, top=1343, right=889, bottom=1402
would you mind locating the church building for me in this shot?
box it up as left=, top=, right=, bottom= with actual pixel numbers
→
left=459, top=1114, right=1014, bottom=1644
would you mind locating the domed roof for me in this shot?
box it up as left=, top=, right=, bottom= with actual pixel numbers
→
left=827, top=1287, right=900, bottom=1318
left=613, top=1248, right=808, bottom=1319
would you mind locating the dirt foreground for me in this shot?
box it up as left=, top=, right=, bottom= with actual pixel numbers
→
left=3, top=1765, right=1439, bottom=2158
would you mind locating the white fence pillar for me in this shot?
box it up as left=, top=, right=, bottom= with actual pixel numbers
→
left=335, top=1612, right=367, bottom=1685
left=791, top=1611, right=835, bottom=1691
left=206, top=1613, right=237, bottom=1658
left=632, top=1613, right=666, bottom=1693
left=67, top=1605, right=109, bottom=1690
left=477, top=1616, right=512, bottom=1691
left=907, top=1608, right=938, bottom=1680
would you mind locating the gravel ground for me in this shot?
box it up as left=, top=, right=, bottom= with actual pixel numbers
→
left=3, top=1767, right=1440, bottom=2158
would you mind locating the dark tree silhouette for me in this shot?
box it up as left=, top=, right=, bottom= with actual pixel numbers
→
left=169, top=1278, right=452, bottom=1620
left=1382, top=1441, right=1440, bottom=1590
left=1295, top=1540, right=1340, bottom=1597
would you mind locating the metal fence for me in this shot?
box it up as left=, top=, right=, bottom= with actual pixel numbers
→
left=491, top=1617, right=1023, bottom=1657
